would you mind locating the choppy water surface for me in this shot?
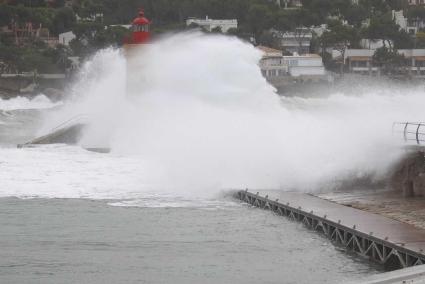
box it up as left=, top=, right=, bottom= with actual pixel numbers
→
left=0, top=198, right=380, bottom=284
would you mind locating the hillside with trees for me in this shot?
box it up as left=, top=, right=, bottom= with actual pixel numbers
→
left=1, top=0, right=425, bottom=74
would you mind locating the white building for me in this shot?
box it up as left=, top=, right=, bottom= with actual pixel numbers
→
left=393, top=10, right=408, bottom=30
left=274, top=0, right=302, bottom=8
left=258, top=45, right=327, bottom=86
left=283, top=54, right=326, bottom=77
left=360, top=39, right=389, bottom=50
left=407, top=0, right=425, bottom=5
left=271, top=28, right=312, bottom=55
left=258, top=46, right=288, bottom=79
left=392, top=10, right=422, bottom=35
left=59, top=31, right=76, bottom=46
left=186, top=16, right=237, bottom=33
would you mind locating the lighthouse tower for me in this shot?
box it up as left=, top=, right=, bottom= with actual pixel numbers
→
left=126, top=9, right=151, bottom=45
left=124, top=9, right=151, bottom=96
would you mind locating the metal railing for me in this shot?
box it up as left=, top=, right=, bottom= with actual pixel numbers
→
left=393, top=122, right=425, bottom=145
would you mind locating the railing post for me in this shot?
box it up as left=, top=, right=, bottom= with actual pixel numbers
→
left=416, top=123, right=421, bottom=145
left=404, top=122, right=409, bottom=143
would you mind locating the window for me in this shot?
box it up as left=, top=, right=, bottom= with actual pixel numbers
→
left=285, top=59, right=298, bottom=66
left=133, top=24, right=149, bottom=32
left=352, top=61, right=367, bottom=68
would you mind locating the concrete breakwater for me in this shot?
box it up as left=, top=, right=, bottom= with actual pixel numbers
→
left=236, top=190, right=425, bottom=270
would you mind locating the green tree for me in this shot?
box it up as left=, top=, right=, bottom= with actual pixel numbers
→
left=359, top=0, right=390, bottom=17
left=51, top=7, right=76, bottom=35
left=393, top=30, right=414, bottom=49
left=341, top=4, right=368, bottom=27
left=407, top=6, right=425, bottom=21
left=373, top=46, right=406, bottom=75
left=320, top=22, right=358, bottom=74
left=245, top=4, right=274, bottom=38
left=362, top=13, right=400, bottom=51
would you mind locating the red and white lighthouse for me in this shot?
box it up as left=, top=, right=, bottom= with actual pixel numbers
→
left=124, top=9, right=152, bottom=96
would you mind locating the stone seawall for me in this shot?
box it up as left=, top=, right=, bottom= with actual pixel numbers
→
left=390, top=150, right=425, bottom=197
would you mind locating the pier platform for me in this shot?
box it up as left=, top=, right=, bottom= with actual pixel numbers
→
left=236, top=190, right=425, bottom=270
left=352, top=264, right=425, bottom=283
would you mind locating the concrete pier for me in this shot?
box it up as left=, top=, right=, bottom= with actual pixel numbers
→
left=352, top=264, right=425, bottom=283
left=17, top=123, right=86, bottom=147
left=236, top=190, right=425, bottom=270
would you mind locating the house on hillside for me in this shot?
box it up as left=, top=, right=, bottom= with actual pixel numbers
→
left=0, top=21, right=58, bottom=47
left=76, top=13, right=104, bottom=23
left=407, top=0, right=425, bottom=6
left=340, top=49, right=425, bottom=77
left=274, top=0, right=302, bottom=8
left=186, top=16, right=237, bottom=33
left=393, top=10, right=419, bottom=35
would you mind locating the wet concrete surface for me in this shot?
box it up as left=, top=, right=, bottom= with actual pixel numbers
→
left=319, top=189, right=425, bottom=231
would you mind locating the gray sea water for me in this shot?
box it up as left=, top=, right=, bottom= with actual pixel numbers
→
left=0, top=198, right=381, bottom=284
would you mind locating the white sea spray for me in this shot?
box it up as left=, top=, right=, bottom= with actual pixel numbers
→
left=2, top=32, right=422, bottom=200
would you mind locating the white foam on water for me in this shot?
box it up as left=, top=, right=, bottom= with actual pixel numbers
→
left=107, top=197, right=239, bottom=209
left=0, top=145, right=158, bottom=199
left=0, top=95, right=61, bottom=111
left=1, top=32, right=423, bottom=202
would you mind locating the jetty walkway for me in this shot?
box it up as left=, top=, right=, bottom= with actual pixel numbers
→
left=236, top=190, right=425, bottom=270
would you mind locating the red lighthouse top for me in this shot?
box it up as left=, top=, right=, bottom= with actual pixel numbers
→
left=133, top=10, right=150, bottom=25
left=125, top=9, right=151, bottom=44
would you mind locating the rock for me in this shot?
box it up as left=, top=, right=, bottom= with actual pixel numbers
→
left=42, top=88, right=65, bottom=102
